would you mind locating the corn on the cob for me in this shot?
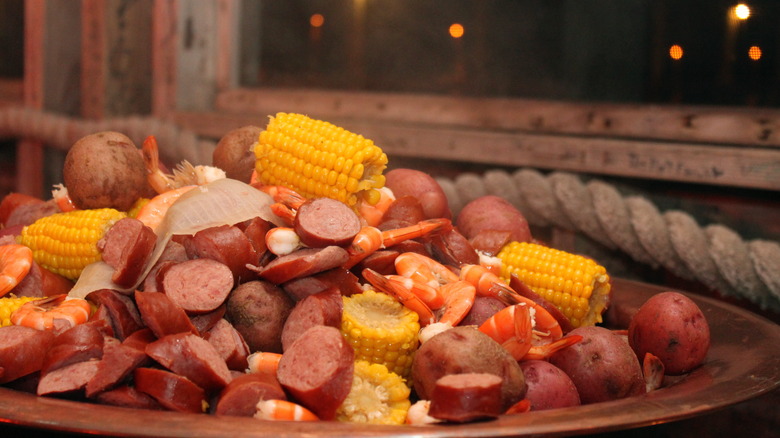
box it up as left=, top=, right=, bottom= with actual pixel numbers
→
left=18, top=208, right=128, bottom=280
left=0, top=295, right=39, bottom=327
left=126, top=197, right=150, bottom=218
left=335, top=360, right=411, bottom=425
left=254, top=112, right=388, bottom=209
left=340, top=289, right=419, bottom=379
left=496, top=241, right=611, bottom=328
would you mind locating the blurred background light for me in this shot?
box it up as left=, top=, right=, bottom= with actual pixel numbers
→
left=449, top=23, right=464, bottom=39
left=669, top=44, right=684, bottom=60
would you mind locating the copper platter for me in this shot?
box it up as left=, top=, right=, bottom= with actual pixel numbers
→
left=0, top=277, right=778, bottom=437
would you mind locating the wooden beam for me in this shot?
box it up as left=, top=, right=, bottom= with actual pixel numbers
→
left=152, top=0, right=178, bottom=117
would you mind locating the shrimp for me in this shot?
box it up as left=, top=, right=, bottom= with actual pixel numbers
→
left=255, top=399, right=320, bottom=421
left=134, top=185, right=195, bottom=231
left=436, top=280, right=476, bottom=327
left=393, top=251, right=459, bottom=287
left=355, top=186, right=395, bottom=227
left=10, top=294, right=91, bottom=331
left=343, top=218, right=451, bottom=269
left=253, top=184, right=307, bottom=226
left=0, top=244, right=33, bottom=296
left=142, top=135, right=226, bottom=195
left=361, top=268, right=436, bottom=326
left=405, top=400, right=441, bottom=425
left=246, top=351, right=283, bottom=375
left=51, top=183, right=77, bottom=212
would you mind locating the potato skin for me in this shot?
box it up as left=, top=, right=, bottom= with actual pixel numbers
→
left=225, top=280, right=294, bottom=353
left=519, top=360, right=580, bottom=411
left=455, top=195, right=532, bottom=243
left=411, top=326, right=525, bottom=411
left=212, top=125, right=261, bottom=183
left=549, top=326, right=645, bottom=404
left=628, top=291, right=710, bottom=375
left=63, top=131, right=153, bottom=211
left=384, top=168, right=451, bottom=219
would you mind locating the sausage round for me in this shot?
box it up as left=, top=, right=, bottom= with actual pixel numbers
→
left=41, top=322, right=105, bottom=375
left=9, top=261, right=74, bottom=298
left=85, top=342, right=148, bottom=398
left=213, top=373, right=286, bottom=417
left=280, top=288, right=343, bottom=352
left=427, top=228, right=480, bottom=267
left=37, top=360, right=100, bottom=396
left=86, top=289, right=145, bottom=341
left=98, top=217, right=157, bottom=288
left=134, top=291, right=199, bottom=338
left=133, top=367, right=206, bottom=413
left=0, top=325, right=56, bottom=384
left=255, top=246, right=349, bottom=284
left=205, top=318, right=251, bottom=371
left=428, top=373, right=504, bottom=422
left=182, top=224, right=258, bottom=283
left=161, top=258, right=234, bottom=314
left=276, top=325, right=354, bottom=420
left=282, top=267, right=362, bottom=301
left=94, top=385, right=164, bottom=410
left=294, top=197, right=361, bottom=248
left=145, top=332, right=232, bottom=393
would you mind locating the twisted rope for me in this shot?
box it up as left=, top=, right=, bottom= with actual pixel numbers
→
left=2, top=106, right=778, bottom=311
left=437, top=169, right=780, bottom=312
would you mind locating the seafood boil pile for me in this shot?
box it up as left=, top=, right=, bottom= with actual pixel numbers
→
left=0, top=113, right=711, bottom=425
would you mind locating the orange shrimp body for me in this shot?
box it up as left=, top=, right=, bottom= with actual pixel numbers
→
left=255, top=399, right=320, bottom=421
left=394, top=251, right=459, bottom=287
left=0, top=244, right=33, bottom=296
left=246, top=351, right=283, bottom=375
left=11, top=294, right=91, bottom=331
left=343, top=219, right=450, bottom=269
left=436, top=280, right=476, bottom=327
left=362, top=268, right=436, bottom=326
left=135, top=185, right=195, bottom=231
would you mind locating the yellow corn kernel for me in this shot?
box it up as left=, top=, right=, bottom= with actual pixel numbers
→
left=341, top=289, right=419, bottom=380
left=254, top=113, right=388, bottom=209
left=18, top=208, right=128, bottom=280
left=335, top=360, right=411, bottom=425
left=0, top=295, right=39, bottom=327
left=497, top=241, right=611, bottom=328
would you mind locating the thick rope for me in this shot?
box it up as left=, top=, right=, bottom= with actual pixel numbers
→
left=2, top=106, right=778, bottom=311
left=437, top=169, right=780, bottom=312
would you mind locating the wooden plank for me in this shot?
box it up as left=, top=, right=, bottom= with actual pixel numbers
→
left=175, top=0, right=218, bottom=111
left=81, top=0, right=107, bottom=119
left=215, top=0, right=238, bottom=91
left=152, top=0, right=178, bottom=117
left=172, top=110, right=780, bottom=191
left=215, top=87, right=780, bottom=149
left=0, top=79, right=23, bottom=106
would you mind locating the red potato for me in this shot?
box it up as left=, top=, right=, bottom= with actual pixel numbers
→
left=455, top=195, right=532, bottom=244
left=628, top=291, right=710, bottom=375
left=519, top=360, right=581, bottom=411
left=384, top=168, right=452, bottom=219
left=212, top=125, right=261, bottom=183
left=549, top=326, right=645, bottom=404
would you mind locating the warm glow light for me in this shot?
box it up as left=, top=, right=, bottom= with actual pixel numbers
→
left=449, top=23, right=464, bottom=38
left=310, top=13, right=324, bottom=28
left=669, top=44, right=684, bottom=60
left=734, top=4, right=751, bottom=20
left=748, top=45, right=762, bottom=60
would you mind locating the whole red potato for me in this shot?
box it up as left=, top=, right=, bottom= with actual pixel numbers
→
left=628, top=291, right=710, bottom=375
left=519, top=360, right=581, bottom=411
left=455, top=195, right=532, bottom=243
left=384, top=169, right=451, bottom=219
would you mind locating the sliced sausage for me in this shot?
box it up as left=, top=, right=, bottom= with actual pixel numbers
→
left=240, top=216, right=271, bottom=259
left=353, top=250, right=400, bottom=276
left=121, top=327, right=157, bottom=352
left=9, top=261, right=74, bottom=298
left=379, top=195, right=426, bottom=228
left=161, top=258, right=234, bottom=314
left=85, top=342, right=148, bottom=397
left=5, top=199, right=60, bottom=228
left=98, top=217, right=157, bottom=288
left=276, top=325, right=354, bottom=420
left=134, top=291, right=199, bottom=338
left=133, top=367, right=206, bottom=413
left=254, top=246, right=349, bottom=284
left=468, top=229, right=513, bottom=256
left=205, top=319, right=251, bottom=371
left=225, top=281, right=294, bottom=353
left=183, top=224, right=258, bottom=283
left=427, top=228, right=480, bottom=267
left=94, top=385, right=164, bottom=410
left=41, top=321, right=105, bottom=375
left=282, top=267, right=362, bottom=301
left=0, top=192, right=44, bottom=226
left=141, top=240, right=189, bottom=292
left=145, top=332, right=232, bottom=393
left=85, top=289, right=144, bottom=340
left=190, top=304, right=227, bottom=334
left=0, top=325, right=56, bottom=384
left=37, top=359, right=100, bottom=396
left=213, top=372, right=286, bottom=417
left=294, top=197, right=361, bottom=248
left=281, top=288, right=343, bottom=352
left=428, top=373, right=504, bottom=422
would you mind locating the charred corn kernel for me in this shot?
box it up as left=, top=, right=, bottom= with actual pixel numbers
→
left=497, top=241, right=611, bottom=328
left=254, top=112, right=388, bottom=209
left=18, top=208, right=127, bottom=280
left=0, top=295, right=39, bottom=327
left=335, top=360, right=411, bottom=425
left=126, top=197, right=149, bottom=218
left=341, top=289, right=419, bottom=380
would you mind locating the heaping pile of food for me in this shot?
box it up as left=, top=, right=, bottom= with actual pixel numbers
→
left=0, top=113, right=711, bottom=424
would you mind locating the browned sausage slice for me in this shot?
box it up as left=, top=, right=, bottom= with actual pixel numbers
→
left=98, top=217, right=157, bottom=288
left=294, top=197, right=361, bottom=248
left=468, top=229, right=513, bottom=256
left=281, top=288, right=343, bottom=352
left=0, top=325, right=56, bottom=384
left=145, top=332, right=232, bottom=393
left=85, top=342, right=148, bottom=398
left=282, top=267, right=362, bottom=301
left=86, top=289, right=144, bottom=340
left=94, top=384, right=164, bottom=410
left=276, top=325, right=354, bottom=420
left=161, top=258, right=234, bottom=314
left=379, top=195, right=426, bottom=228
left=428, top=228, right=480, bottom=267
left=133, top=367, right=206, bottom=413
left=183, top=224, right=258, bottom=283
left=41, top=322, right=105, bottom=375
left=190, top=304, right=227, bottom=334
left=428, top=372, right=504, bottom=423
left=213, top=372, right=286, bottom=417
left=255, top=246, right=349, bottom=284
left=204, top=318, right=251, bottom=371
left=9, top=260, right=74, bottom=298
left=134, top=291, right=199, bottom=338
left=37, top=360, right=100, bottom=396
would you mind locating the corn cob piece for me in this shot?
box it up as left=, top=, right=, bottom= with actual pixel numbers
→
left=0, top=295, right=40, bottom=327
left=254, top=112, right=389, bottom=209
left=496, top=241, right=611, bottom=328
left=18, top=208, right=128, bottom=280
left=126, top=197, right=150, bottom=218
left=340, top=289, right=419, bottom=379
left=335, top=360, right=411, bottom=425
